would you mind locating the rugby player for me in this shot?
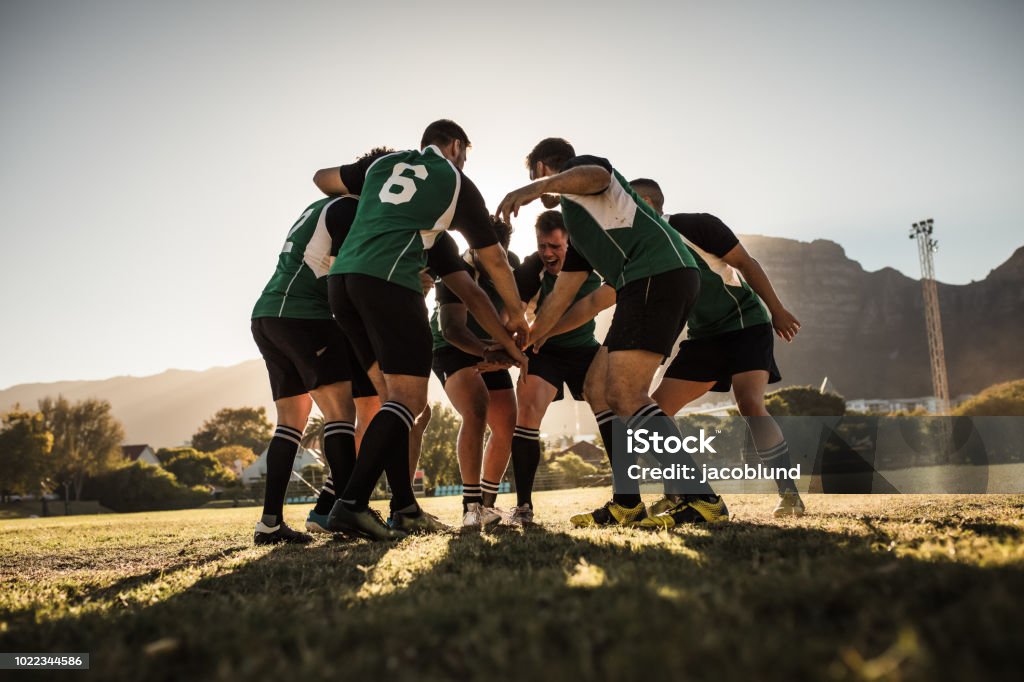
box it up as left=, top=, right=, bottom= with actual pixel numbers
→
left=431, top=218, right=519, bottom=527
left=315, top=120, right=529, bottom=540
left=250, top=149, right=392, bottom=545
left=497, top=138, right=726, bottom=527
left=508, top=210, right=603, bottom=525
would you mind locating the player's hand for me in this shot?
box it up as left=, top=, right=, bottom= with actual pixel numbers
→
left=496, top=185, right=542, bottom=224
left=531, top=333, right=549, bottom=353
left=505, top=308, right=530, bottom=349
left=540, top=193, right=560, bottom=209
left=772, top=308, right=801, bottom=342
left=476, top=348, right=515, bottom=372
left=419, top=269, right=435, bottom=297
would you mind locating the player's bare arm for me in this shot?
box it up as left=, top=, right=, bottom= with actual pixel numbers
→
left=312, top=167, right=351, bottom=196
left=496, top=165, right=612, bottom=223
left=439, top=303, right=491, bottom=358
left=527, top=270, right=590, bottom=343
left=474, top=244, right=530, bottom=347
left=441, top=270, right=527, bottom=366
left=536, top=284, right=616, bottom=350
left=721, top=244, right=801, bottom=342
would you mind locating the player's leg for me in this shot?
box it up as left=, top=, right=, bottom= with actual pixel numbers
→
left=443, top=366, right=492, bottom=526
left=481, top=380, right=516, bottom=513
left=409, top=404, right=431, bottom=480
left=250, top=318, right=319, bottom=545
left=732, top=369, right=804, bottom=517
left=354, top=395, right=381, bottom=449
left=327, top=274, right=441, bottom=540
left=652, top=378, right=716, bottom=416
left=305, top=381, right=357, bottom=531
left=512, top=372, right=558, bottom=523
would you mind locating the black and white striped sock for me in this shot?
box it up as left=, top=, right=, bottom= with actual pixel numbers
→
left=757, top=440, right=796, bottom=493
left=462, top=482, right=482, bottom=512
left=260, top=424, right=303, bottom=527
left=481, top=478, right=500, bottom=508
left=341, top=401, right=415, bottom=511
left=313, top=420, right=356, bottom=514
left=511, top=425, right=541, bottom=507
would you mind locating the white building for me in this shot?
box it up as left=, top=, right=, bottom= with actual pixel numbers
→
left=241, top=446, right=324, bottom=486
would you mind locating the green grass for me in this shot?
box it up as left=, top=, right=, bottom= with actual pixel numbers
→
left=1, top=490, right=1023, bottom=681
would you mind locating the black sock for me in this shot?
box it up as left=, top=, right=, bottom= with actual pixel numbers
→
left=595, top=410, right=640, bottom=508
left=340, top=402, right=413, bottom=511
left=511, top=426, right=541, bottom=507
left=313, top=421, right=356, bottom=514
left=629, top=403, right=713, bottom=497
left=462, top=483, right=482, bottom=512
left=481, top=478, right=500, bottom=508
left=758, top=440, right=797, bottom=493
left=261, top=424, right=302, bottom=525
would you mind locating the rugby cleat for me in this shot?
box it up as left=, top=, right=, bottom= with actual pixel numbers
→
left=253, top=521, right=314, bottom=546
left=639, top=495, right=729, bottom=529
left=569, top=500, right=647, bottom=528
left=462, top=502, right=501, bottom=528
left=648, top=494, right=683, bottom=517
left=772, top=490, right=806, bottom=518
left=327, top=501, right=407, bottom=541
left=391, top=508, right=453, bottom=534
left=304, top=510, right=333, bottom=534
left=507, top=503, right=535, bottom=526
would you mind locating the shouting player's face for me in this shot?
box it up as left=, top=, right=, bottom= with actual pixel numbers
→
left=536, top=230, right=568, bottom=276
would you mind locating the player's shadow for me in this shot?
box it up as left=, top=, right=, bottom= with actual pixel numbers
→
left=4, top=507, right=1023, bottom=682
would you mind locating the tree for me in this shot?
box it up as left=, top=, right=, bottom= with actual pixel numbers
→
left=764, top=386, right=846, bottom=416
left=39, top=396, right=125, bottom=502
left=417, top=402, right=461, bottom=491
left=548, top=452, right=598, bottom=487
left=209, top=445, right=257, bottom=475
left=191, top=407, right=273, bottom=453
left=163, top=450, right=235, bottom=487
left=0, top=410, right=55, bottom=504
left=954, top=379, right=1024, bottom=417
left=84, top=461, right=209, bottom=513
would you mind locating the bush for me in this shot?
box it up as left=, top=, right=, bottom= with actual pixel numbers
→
left=163, top=450, right=235, bottom=486
left=548, top=453, right=598, bottom=487
left=765, top=386, right=846, bottom=416
left=954, top=379, right=1024, bottom=417
left=83, top=462, right=209, bottom=512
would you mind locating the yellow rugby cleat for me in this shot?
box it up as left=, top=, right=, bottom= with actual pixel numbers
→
left=639, top=495, right=729, bottom=529
left=570, top=500, right=648, bottom=528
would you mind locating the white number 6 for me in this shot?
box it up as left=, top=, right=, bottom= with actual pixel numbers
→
left=379, top=163, right=428, bottom=205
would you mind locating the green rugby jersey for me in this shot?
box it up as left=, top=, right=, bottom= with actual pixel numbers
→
left=558, top=155, right=696, bottom=289
left=516, top=253, right=602, bottom=349
left=666, top=213, right=770, bottom=339
left=330, top=146, right=496, bottom=293
left=252, top=196, right=357, bottom=320
left=431, top=252, right=520, bottom=351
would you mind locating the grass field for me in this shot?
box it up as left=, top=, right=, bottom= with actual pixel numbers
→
left=2, top=490, right=1023, bottom=681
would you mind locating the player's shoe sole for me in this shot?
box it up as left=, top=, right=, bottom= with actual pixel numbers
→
left=570, top=500, right=647, bottom=528
left=305, top=511, right=333, bottom=534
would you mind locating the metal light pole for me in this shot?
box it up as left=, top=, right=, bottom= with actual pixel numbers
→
left=909, top=219, right=951, bottom=415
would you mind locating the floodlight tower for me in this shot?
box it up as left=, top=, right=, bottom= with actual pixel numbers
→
left=909, top=218, right=950, bottom=414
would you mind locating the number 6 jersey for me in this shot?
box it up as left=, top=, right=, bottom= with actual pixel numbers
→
left=329, top=145, right=497, bottom=293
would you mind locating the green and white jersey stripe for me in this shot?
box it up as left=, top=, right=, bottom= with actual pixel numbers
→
left=252, top=196, right=354, bottom=320
left=560, top=168, right=696, bottom=289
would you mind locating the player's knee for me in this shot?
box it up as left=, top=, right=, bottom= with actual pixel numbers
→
left=735, top=393, right=768, bottom=416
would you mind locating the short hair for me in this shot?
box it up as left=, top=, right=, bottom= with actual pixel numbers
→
left=357, top=146, right=396, bottom=162
left=629, top=177, right=665, bottom=212
left=421, top=119, right=470, bottom=149
left=491, top=215, right=513, bottom=250
left=526, top=138, right=575, bottom=172
left=535, top=210, right=566, bottom=236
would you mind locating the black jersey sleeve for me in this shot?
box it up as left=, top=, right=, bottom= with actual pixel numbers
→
left=450, top=173, right=499, bottom=249
left=667, top=213, right=739, bottom=258
left=516, top=253, right=545, bottom=301
left=561, top=240, right=595, bottom=273
left=323, top=196, right=359, bottom=256
left=337, top=151, right=390, bottom=196
left=426, top=232, right=469, bottom=279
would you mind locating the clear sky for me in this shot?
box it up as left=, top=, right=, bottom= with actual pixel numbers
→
left=1, top=0, right=1022, bottom=388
